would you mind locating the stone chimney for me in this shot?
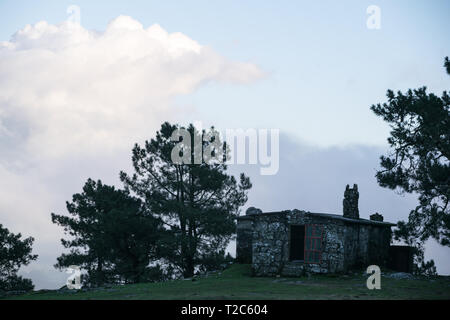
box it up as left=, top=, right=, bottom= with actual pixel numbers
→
left=246, top=207, right=262, bottom=215
left=370, top=212, right=384, bottom=222
left=343, top=184, right=359, bottom=219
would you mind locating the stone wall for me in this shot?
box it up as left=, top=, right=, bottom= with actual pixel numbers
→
left=238, top=209, right=393, bottom=277
left=236, top=217, right=253, bottom=264
left=344, top=223, right=391, bottom=269
left=250, top=210, right=347, bottom=276
left=368, top=225, right=392, bottom=266
left=344, top=224, right=370, bottom=270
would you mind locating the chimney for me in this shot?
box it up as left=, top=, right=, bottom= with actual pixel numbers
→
left=370, top=212, right=384, bottom=222
left=246, top=207, right=262, bottom=215
left=343, top=184, right=359, bottom=219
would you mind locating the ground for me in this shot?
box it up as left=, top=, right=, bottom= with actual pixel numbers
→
left=5, top=264, right=450, bottom=300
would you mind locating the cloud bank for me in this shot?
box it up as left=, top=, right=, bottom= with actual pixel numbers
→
left=0, top=16, right=264, bottom=161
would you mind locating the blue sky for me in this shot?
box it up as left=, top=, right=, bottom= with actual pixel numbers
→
left=1, top=0, right=449, bottom=146
left=0, top=1, right=449, bottom=288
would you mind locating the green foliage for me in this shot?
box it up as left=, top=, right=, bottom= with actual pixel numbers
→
left=372, top=57, right=450, bottom=250
left=9, top=264, right=450, bottom=300
left=197, top=250, right=234, bottom=274
left=120, top=122, right=251, bottom=277
left=51, top=179, right=168, bottom=286
left=52, top=122, right=250, bottom=283
left=0, top=275, right=34, bottom=292
left=445, top=57, right=450, bottom=75
left=0, top=224, right=37, bottom=292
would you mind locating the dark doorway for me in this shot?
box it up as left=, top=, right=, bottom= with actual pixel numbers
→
left=290, top=225, right=305, bottom=261
left=388, top=246, right=414, bottom=273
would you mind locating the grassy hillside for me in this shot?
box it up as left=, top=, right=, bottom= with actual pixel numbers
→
left=6, top=264, right=450, bottom=300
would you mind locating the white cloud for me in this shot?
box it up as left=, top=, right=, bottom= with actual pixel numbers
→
left=0, top=16, right=263, bottom=289
left=0, top=165, right=53, bottom=237
left=0, top=15, right=264, bottom=160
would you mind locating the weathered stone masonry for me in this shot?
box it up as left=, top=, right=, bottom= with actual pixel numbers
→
left=236, top=185, right=395, bottom=276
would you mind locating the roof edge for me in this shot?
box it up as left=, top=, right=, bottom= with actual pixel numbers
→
left=237, top=210, right=397, bottom=227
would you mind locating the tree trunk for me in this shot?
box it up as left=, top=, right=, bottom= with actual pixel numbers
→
left=96, top=258, right=104, bottom=287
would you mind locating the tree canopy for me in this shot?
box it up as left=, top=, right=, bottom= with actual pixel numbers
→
left=51, top=179, right=167, bottom=286
left=0, top=224, right=37, bottom=292
left=371, top=57, right=450, bottom=253
left=120, top=122, right=251, bottom=277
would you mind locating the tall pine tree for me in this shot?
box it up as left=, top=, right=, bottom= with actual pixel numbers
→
left=371, top=58, right=449, bottom=269
left=120, top=122, right=251, bottom=277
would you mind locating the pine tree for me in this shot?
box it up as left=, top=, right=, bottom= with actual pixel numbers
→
left=120, top=122, right=251, bottom=277
left=52, top=179, right=166, bottom=285
left=371, top=57, right=450, bottom=253
left=0, top=224, right=37, bottom=292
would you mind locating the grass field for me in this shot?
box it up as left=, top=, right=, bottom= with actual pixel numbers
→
left=5, top=264, right=450, bottom=300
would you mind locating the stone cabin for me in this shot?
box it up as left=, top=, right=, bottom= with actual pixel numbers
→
left=236, top=184, right=396, bottom=276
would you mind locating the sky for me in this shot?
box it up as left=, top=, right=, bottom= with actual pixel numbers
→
left=0, top=0, right=449, bottom=289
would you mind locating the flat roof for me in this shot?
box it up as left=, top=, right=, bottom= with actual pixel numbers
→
left=237, top=210, right=396, bottom=227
